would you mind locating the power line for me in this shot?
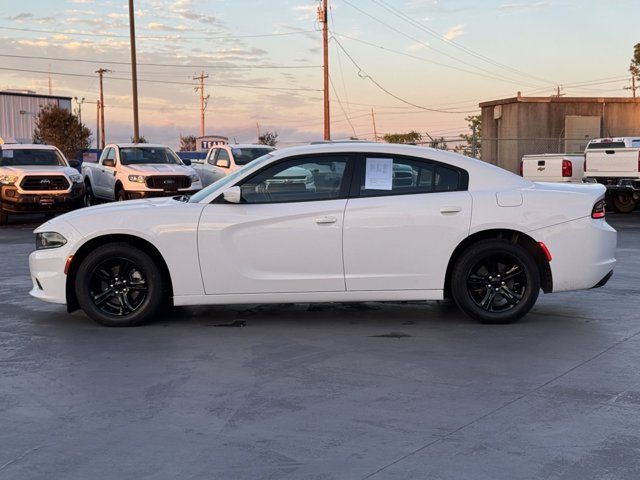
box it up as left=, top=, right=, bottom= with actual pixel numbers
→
left=0, top=25, right=319, bottom=41
left=329, top=75, right=357, bottom=137
left=0, top=53, right=320, bottom=70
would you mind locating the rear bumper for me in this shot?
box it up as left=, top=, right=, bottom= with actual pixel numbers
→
left=584, top=177, right=640, bottom=192
left=531, top=216, right=617, bottom=293
left=124, top=189, right=200, bottom=200
left=1, top=184, right=85, bottom=213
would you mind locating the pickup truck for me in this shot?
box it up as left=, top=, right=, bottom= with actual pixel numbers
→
left=584, top=137, right=640, bottom=213
left=193, top=144, right=275, bottom=187
left=83, top=143, right=202, bottom=204
left=520, top=153, right=584, bottom=183
left=0, top=143, right=85, bottom=225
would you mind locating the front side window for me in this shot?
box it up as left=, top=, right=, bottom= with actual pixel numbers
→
left=0, top=148, right=65, bottom=167
left=215, top=149, right=231, bottom=167
left=240, top=156, right=349, bottom=204
left=120, top=147, right=181, bottom=165
left=359, top=156, right=463, bottom=196
left=207, top=148, right=218, bottom=166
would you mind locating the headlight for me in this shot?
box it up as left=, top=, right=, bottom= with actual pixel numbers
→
left=36, top=232, right=67, bottom=250
left=189, top=174, right=200, bottom=183
left=128, top=175, right=147, bottom=183
left=0, top=175, right=18, bottom=185
left=69, top=174, right=83, bottom=184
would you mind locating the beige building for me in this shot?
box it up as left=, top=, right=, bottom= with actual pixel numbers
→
left=479, top=94, right=640, bottom=173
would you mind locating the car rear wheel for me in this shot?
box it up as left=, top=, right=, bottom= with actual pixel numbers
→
left=84, top=183, right=96, bottom=207
left=611, top=193, right=636, bottom=213
left=451, top=239, right=540, bottom=324
left=75, top=242, right=165, bottom=327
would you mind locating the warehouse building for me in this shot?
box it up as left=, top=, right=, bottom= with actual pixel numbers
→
left=479, top=94, right=640, bottom=173
left=0, top=90, right=72, bottom=144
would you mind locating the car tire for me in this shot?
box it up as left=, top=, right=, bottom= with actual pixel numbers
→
left=611, top=193, right=636, bottom=214
left=451, top=239, right=540, bottom=324
left=75, top=242, right=165, bottom=327
left=116, top=189, right=128, bottom=202
left=85, top=183, right=96, bottom=207
left=0, top=207, right=7, bottom=226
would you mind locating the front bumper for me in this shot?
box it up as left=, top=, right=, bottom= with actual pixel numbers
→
left=584, top=177, right=640, bottom=192
left=124, top=189, right=201, bottom=200
left=1, top=184, right=85, bottom=214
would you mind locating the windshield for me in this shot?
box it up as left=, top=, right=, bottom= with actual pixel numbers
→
left=231, top=147, right=275, bottom=165
left=0, top=148, right=66, bottom=167
left=120, top=147, right=182, bottom=165
left=587, top=141, right=626, bottom=149
left=189, top=153, right=274, bottom=203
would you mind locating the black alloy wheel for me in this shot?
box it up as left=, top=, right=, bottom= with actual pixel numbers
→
left=89, top=257, right=148, bottom=317
left=466, top=254, right=527, bottom=313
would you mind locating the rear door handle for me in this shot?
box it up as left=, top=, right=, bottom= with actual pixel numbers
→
left=315, top=216, right=337, bottom=224
left=440, top=206, right=462, bottom=214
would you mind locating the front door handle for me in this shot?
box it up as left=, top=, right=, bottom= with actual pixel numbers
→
left=440, top=206, right=462, bottom=214
left=315, top=216, right=337, bottom=224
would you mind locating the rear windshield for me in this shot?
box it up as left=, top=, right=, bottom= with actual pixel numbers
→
left=0, top=148, right=66, bottom=167
left=120, top=147, right=182, bottom=165
left=231, top=147, right=275, bottom=166
left=587, top=142, right=626, bottom=149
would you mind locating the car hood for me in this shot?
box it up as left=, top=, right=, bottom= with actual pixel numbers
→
left=124, top=164, right=195, bottom=175
left=1, top=165, right=76, bottom=176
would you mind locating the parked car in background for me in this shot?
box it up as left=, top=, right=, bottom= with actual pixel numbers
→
left=0, top=144, right=84, bottom=225
left=30, top=143, right=616, bottom=327
left=520, top=153, right=584, bottom=183
left=82, top=143, right=202, bottom=204
left=584, top=137, right=640, bottom=213
left=193, top=144, right=275, bottom=186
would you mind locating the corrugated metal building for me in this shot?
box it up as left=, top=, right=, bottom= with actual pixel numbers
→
left=479, top=94, right=640, bottom=173
left=0, top=90, right=72, bottom=144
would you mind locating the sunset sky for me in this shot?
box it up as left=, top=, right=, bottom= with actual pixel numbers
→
left=0, top=0, right=637, bottom=148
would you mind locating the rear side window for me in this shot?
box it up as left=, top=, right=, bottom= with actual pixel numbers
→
left=359, top=156, right=465, bottom=197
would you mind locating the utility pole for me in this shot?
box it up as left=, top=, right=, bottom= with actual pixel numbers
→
left=73, top=97, right=86, bottom=123
left=555, top=85, right=564, bottom=97
left=95, top=68, right=110, bottom=149
left=96, top=99, right=101, bottom=150
left=256, top=121, right=261, bottom=142
left=48, top=64, right=52, bottom=95
left=371, top=108, right=378, bottom=142
left=318, top=0, right=330, bottom=140
left=625, top=67, right=638, bottom=98
left=193, top=72, right=209, bottom=138
left=128, top=0, right=140, bottom=143
left=471, top=123, right=478, bottom=158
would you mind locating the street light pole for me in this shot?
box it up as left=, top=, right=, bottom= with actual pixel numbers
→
left=128, top=0, right=140, bottom=143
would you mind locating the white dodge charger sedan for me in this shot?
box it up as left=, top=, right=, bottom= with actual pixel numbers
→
left=29, top=143, right=617, bottom=327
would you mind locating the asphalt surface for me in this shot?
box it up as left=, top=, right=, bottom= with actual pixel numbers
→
left=1, top=213, right=640, bottom=480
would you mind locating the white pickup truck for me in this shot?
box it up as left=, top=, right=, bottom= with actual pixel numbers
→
left=192, top=144, right=275, bottom=187
left=584, top=137, right=640, bottom=213
left=0, top=143, right=85, bottom=225
left=83, top=143, right=202, bottom=203
left=520, top=153, right=585, bottom=183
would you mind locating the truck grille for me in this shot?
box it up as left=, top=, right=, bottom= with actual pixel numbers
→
left=145, top=175, right=191, bottom=190
left=20, top=175, right=70, bottom=191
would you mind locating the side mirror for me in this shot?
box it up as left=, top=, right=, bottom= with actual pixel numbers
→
left=182, top=158, right=192, bottom=166
left=223, top=186, right=242, bottom=204
left=103, top=158, right=116, bottom=168
left=68, top=159, right=81, bottom=169
left=216, top=159, right=230, bottom=168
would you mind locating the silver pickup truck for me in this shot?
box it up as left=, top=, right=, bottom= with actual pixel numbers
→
left=192, top=144, right=275, bottom=187
left=83, top=143, right=202, bottom=203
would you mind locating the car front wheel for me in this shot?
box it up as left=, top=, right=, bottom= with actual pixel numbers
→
left=75, top=242, right=165, bottom=326
left=451, top=239, right=540, bottom=324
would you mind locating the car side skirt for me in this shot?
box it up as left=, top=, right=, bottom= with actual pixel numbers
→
left=173, top=289, right=444, bottom=306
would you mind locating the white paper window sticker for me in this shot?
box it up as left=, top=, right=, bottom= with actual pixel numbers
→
left=365, top=157, right=393, bottom=190
left=3, top=149, right=14, bottom=158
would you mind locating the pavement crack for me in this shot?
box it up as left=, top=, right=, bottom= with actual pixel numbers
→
left=0, top=445, right=44, bottom=472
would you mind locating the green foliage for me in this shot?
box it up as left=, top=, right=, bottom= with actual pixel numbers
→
left=179, top=135, right=197, bottom=151
left=428, top=136, right=448, bottom=150
left=630, top=43, right=640, bottom=79
left=130, top=136, right=147, bottom=143
left=259, top=131, right=278, bottom=147
left=382, top=131, right=422, bottom=144
left=33, top=105, right=91, bottom=159
left=454, top=115, right=482, bottom=158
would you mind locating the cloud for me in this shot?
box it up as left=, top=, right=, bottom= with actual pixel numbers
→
left=71, top=0, right=93, bottom=3
left=6, top=12, right=33, bottom=21
left=292, top=4, right=317, bottom=21
left=147, top=22, right=188, bottom=32
left=443, top=24, right=464, bottom=41
left=408, top=41, right=430, bottom=52
left=499, top=1, right=550, bottom=13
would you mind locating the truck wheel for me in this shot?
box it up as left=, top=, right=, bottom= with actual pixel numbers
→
left=0, top=207, right=7, bottom=226
left=85, top=183, right=96, bottom=207
left=75, top=242, right=165, bottom=327
left=117, top=189, right=128, bottom=202
left=611, top=193, right=636, bottom=213
left=451, top=239, right=540, bottom=324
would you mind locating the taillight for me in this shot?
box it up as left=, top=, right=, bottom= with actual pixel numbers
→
left=519, top=160, right=523, bottom=176
left=637, top=151, right=640, bottom=172
left=562, top=159, right=572, bottom=177
left=592, top=199, right=606, bottom=219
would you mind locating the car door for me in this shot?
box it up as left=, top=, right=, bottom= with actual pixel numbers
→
left=94, top=147, right=115, bottom=198
left=197, top=154, right=354, bottom=295
left=343, top=154, right=472, bottom=292
left=203, top=148, right=228, bottom=186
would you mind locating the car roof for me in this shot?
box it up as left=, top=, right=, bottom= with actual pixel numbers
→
left=0, top=143, right=57, bottom=150
left=226, top=144, right=275, bottom=149
left=108, top=143, right=171, bottom=149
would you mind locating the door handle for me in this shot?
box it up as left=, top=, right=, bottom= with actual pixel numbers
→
left=440, top=206, right=462, bottom=214
left=315, top=216, right=337, bottom=224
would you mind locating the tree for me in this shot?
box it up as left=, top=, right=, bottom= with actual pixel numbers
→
left=130, top=136, right=147, bottom=143
left=629, top=43, right=640, bottom=91
left=33, top=105, right=91, bottom=159
left=454, top=114, right=482, bottom=158
left=382, top=131, right=422, bottom=144
left=259, top=131, right=278, bottom=147
left=428, top=136, right=448, bottom=150
left=179, top=135, right=197, bottom=151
